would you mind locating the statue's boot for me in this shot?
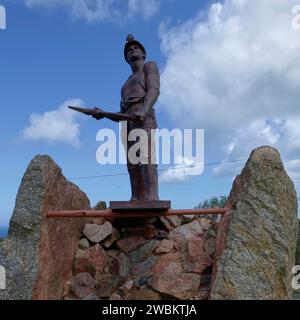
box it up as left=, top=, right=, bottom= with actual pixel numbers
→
left=141, top=164, right=159, bottom=201
left=128, top=166, right=146, bottom=201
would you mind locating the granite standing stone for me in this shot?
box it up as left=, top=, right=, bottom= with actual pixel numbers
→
left=0, top=155, right=90, bottom=300
left=210, top=146, right=298, bottom=300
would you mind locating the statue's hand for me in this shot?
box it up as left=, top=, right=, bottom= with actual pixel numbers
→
left=92, top=107, right=104, bottom=120
left=133, top=110, right=146, bottom=122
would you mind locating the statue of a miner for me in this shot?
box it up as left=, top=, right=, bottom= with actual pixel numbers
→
left=119, top=34, right=160, bottom=202
left=70, top=35, right=160, bottom=202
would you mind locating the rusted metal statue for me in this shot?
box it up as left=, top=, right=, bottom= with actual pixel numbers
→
left=49, top=35, right=228, bottom=219
left=69, top=35, right=160, bottom=203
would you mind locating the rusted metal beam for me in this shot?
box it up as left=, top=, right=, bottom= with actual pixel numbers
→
left=47, top=208, right=227, bottom=219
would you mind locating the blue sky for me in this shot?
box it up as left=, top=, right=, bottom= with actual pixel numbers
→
left=1, top=0, right=300, bottom=226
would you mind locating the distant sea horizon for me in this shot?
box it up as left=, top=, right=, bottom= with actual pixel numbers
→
left=0, top=226, right=8, bottom=238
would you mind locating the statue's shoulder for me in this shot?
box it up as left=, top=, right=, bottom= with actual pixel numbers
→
left=144, top=61, right=159, bottom=75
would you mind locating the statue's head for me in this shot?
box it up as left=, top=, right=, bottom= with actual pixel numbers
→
left=124, top=34, right=146, bottom=64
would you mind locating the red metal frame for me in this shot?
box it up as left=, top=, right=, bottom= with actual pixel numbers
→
left=47, top=208, right=227, bottom=219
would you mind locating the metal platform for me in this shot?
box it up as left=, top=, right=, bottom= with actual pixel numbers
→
left=109, top=200, right=171, bottom=211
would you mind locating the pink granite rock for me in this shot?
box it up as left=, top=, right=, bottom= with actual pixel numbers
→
left=210, top=146, right=298, bottom=300
left=83, top=222, right=113, bottom=244
left=160, top=216, right=182, bottom=231
left=152, top=252, right=183, bottom=274
left=70, top=273, right=96, bottom=299
left=186, top=238, right=213, bottom=273
left=169, top=220, right=203, bottom=246
left=125, top=286, right=162, bottom=300
left=199, top=218, right=212, bottom=231
left=125, top=224, right=158, bottom=240
left=74, top=244, right=108, bottom=279
left=155, top=239, right=174, bottom=254
left=102, top=228, right=121, bottom=248
left=149, top=273, right=201, bottom=300
left=116, top=236, right=147, bottom=253
left=95, top=275, right=122, bottom=298
left=0, top=155, right=91, bottom=300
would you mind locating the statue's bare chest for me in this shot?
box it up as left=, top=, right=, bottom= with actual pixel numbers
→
left=121, top=70, right=146, bottom=100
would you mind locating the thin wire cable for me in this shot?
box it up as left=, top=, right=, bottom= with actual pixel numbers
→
left=68, top=159, right=246, bottom=181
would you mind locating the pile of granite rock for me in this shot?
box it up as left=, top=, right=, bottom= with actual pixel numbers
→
left=64, top=205, right=219, bottom=300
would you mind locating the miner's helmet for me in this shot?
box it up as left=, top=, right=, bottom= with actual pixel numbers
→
left=124, top=34, right=146, bottom=63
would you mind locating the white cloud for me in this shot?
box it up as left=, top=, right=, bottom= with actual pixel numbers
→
left=128, top=0, right=160, bottom=20
left=286, top=159, right=300, bottom=182
left=160, top=0, right=300, bottom=132
left=213, top=116, right=300, bottom=182
left=159, top=0, right=300, bottom=187
left=24, top=0, right=160, bottom=22
left=22, top=98, right=84, bottom=147
left=159, top=156, right=198, bottom=184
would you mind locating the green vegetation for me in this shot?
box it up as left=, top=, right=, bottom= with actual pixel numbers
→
left=195, top=196, right=228, bottom=209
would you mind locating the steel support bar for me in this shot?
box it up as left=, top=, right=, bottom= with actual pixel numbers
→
left=47, top=208, right=227, bottom=219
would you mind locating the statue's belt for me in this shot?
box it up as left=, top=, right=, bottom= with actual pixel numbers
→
left=121, top=97, right=145, bottom=107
